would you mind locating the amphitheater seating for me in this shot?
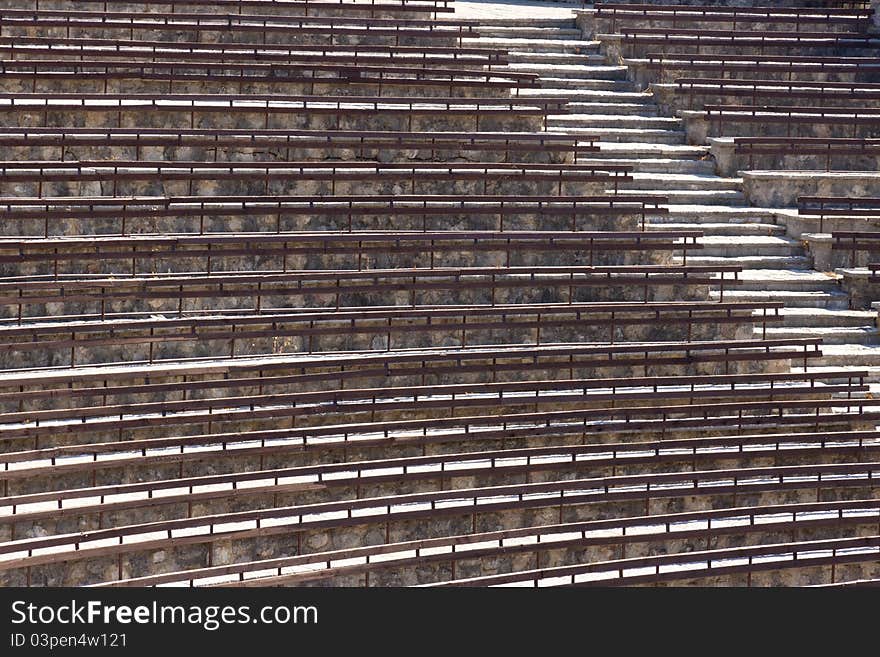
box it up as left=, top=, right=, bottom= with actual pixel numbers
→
left=2, top=0, right=879, bottom=589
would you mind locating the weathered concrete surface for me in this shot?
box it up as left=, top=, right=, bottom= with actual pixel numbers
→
left=742, top=171, right=880, bottom=208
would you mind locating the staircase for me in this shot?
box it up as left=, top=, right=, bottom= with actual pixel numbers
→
left=466, top=17, right=880, bottom=375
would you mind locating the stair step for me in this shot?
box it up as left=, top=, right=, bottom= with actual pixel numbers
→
left=790, top=365, right=880, bottom=384
left=771, top=308, right=877, bottom=328
left=615, top=189, right=746, bottom=204
left=537, top=78, right=635, bottom=90
left=659, top=204, right=782, bottom=223
left=463, top=37, right=602, bottom=53
left=682, top=255, right=812, bottom=269
left=625, top=173, right=741, bottom=191
left=470, top=18, right=579, bottom=28
left=566, top=101, right=658, bottom=115
left=730, top=269, right=841, bottom=292
left=758, top=326, right=880, bottom=345
left=812, top=344, right=880, bottom=367
left=650, top=222, right=784, bottom=235
left=696, top=235, right=803, bottom=257
left=476, top=27, right=585, bottom=39
left=506, top=63, right=630, bottom=79
left=710, top=289, right=850, bottom=310
left=517, top=88, right=651, bottom=101
left=577, top=157, right=715, bottom=174
left=594, top=141, right=709, bottom=159
left=506, top=52, right=607, bottom=64
left=548, top=114, right=680, bottom=128
left=556, top=128, right=687, bottom=144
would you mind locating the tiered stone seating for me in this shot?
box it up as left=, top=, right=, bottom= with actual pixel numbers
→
left=1, top=0, right=879, bottom=588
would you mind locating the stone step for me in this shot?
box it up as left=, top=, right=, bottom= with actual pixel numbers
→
left=537, top=77, right=635, bottom=90
left=650, top=221, right=784, bottom=235
left=790, top=365, right=880, bottom=384
left=473, top=18, right=579, bottom=28
left=593, top=141, right=709, bottom=159
left=505, top=52, right=607, bottom=65
left=682, top=255, right=813, bottom=269
left=811, top=344, right=880, bottom=367
left=548, top=114, right=681, bottom=129
left=770, top=307, right=877, bottom=328
left=614, top=188, right=746, bottom=205
left=475, top=27, right=585, bottom=39
left=729, top=269, right=841, bottom=292
left=577, top=157, right=714, bottom=174
left=555, top=128, right=687, bottom=144
left=506, top=63, right=630, bottom=79
left=625, top=173, right=741, bottom=191
left=710, top=289, right=851, bottom=310
left=758, top=326, right=880, bottom=345
left=517, top=88, right=651, bottom=102
left=657, top=204, right=782, bottom=223
left=696, top=235, right=803, bottom=257
left=566, top=101, right=658, bottom=115
left=463, top=37, right=602, bottom=53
